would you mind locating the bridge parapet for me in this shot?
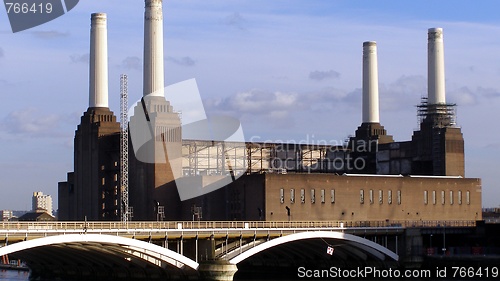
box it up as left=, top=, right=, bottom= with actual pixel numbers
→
left=0, top=219, right=476, bottom=233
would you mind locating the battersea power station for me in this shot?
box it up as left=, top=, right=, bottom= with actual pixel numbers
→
left=58, top=0, right=481, bottom=224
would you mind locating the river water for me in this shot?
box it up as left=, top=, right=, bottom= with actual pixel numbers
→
left=0, top=269, right=30, bottom=280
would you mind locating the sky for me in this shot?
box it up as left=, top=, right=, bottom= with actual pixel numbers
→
left=1, top=0, right=500, bottom=211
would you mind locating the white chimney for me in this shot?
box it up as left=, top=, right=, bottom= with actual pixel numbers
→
left=143, top=0, right=164, bottom=97
left=89, top=13, right=108, bottom=108
left=362, top=41, right=380, bottom=123
left=428, top=27, right=446, bottom=104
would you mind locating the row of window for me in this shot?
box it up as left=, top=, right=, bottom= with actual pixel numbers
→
left=101, top=187, right=119, bottom=199
left=101, top=200, right=119, bottom=210
left=101, top=174, right=119, bottom=186
left=279, top=188, right=403, bottom=205
left=101, top=162, right=119, bottom=170
left=279, top=188, right=472, bottom=206
left=423, top=190, right=471, bottom=205
left=279, top=188, right=335, bottom=204
left=360, top=189, right=401, bottom=205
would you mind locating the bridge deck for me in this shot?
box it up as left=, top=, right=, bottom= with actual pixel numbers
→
left=0, top=220, right=475, bottom=243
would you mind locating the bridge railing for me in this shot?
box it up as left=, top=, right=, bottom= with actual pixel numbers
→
left=0, top=220, right=476, bottom=232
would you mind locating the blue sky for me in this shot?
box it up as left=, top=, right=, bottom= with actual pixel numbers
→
left=1, top=0, right=500, bottom=210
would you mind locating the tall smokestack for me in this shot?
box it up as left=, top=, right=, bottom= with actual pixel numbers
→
left=353, top=41, right=393, bottom=145
left=143, top=0, right=164, bottom=97
left=428, top=27, right=446, bottom=104
left=89, top=13, right=108, bottom=108
left=362, top=41, right=380, bottom=123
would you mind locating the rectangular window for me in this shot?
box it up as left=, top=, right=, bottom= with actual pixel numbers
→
left=397, top=190, right=401, bottom=205
left=388, top=190, right=392, bottom=205
left=441, top=190, right=445, bottom=205
left=379, top=190, right=383, bottom=204
left=331, top=189, right=335, bottom=204
left=424, top=191, right=428, bottom=205
left=466, top=191, right=470, bottom=205
left=114, top=174, right=118, bottom=182
left=101, top=178, right=105, bottom=186
left=369, top=190, right=374, bottom=204
left=449, top=191, right=454, bottom=205
left=280, top=188, right=284, bottom=204
left=432, top=191, right=436, bottom=205
left=458, top=190, right=462, bottom=205
left=360, top=190, right=365, bottom=204
left=290, top=189, right=295, bottom=204
left=321, top=189, right=325, bottom=203
left=311, top=189, right=315, bottom=204
left=300, top=189, right=305, bottom=204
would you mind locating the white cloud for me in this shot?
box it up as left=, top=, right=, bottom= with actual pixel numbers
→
left=223, top=12, right=247, bottom=30
left=166, top=56, right=196, bottom=67
left=121, top=56, right=141, bottom=70
left=309, top=70, right=340, bottom=81
left=477, top=87, right=500, bottom=99
left=448, top=87, right=478, bottom=106
left=379, top=75, right=427, bottom=111
left=70, top=53, right=89, bottom=64
left=207, top=89, right=301, bottom=118
left=31, top=30, right=70, bottom=39
left=0, top=108, right=72, bottom=138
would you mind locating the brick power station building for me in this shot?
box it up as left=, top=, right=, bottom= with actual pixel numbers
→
left=58, top=1, right=481, bottom=223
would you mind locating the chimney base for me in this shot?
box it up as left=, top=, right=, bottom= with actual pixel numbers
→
left=354, top=122, right=394, bottom=144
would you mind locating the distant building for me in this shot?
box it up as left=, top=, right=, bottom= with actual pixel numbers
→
left=1, top=210, right=13, bottom=221
left=18, top=209, right=55, bottom=222
left=32, top=192, right=53, bottom=216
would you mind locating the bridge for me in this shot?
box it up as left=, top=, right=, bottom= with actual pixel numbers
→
left=0, top=220, right=474, bottom=280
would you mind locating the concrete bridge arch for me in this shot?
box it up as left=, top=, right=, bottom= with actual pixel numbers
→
left=228, top=230, right=399, bottom=264
left=0, top=233, right=199, bottom=279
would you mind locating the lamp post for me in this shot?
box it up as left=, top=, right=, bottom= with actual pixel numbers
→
left=154, top=200, right=160, bottom=221
left=442, top=225, right=446, bottom=255
left=430, top=234, right=433, bottom=255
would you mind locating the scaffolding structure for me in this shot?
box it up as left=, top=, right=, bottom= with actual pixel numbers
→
left=181, top=140, right=353, bottom=176
left=120, top=74, right=130, bottom=222
left=417, top=96, right=457, bottom=128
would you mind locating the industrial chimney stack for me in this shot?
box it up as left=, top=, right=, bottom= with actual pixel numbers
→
left=412, top=27, right=464, bottom=177
left=351, top=41, right=393, bottom=174
left=362, top=41, right=380, bottom=123
left=419, top=28, right=455, bottom=127
left=59, top=12, right=120, bottom=221
left=143, top=0, right=165, bottom=97
left=89, top=13, right=109, bottom=108
left=427, top=28, right=446, bottom=105
left=127, top=0, right=183, bottom=220
left=352, top=41, right=393, bottom=148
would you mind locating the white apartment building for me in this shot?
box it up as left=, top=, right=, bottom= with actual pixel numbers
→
left=32, top=191, right=53, bottom=215
left=1, top=210, right=13, bottom=221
